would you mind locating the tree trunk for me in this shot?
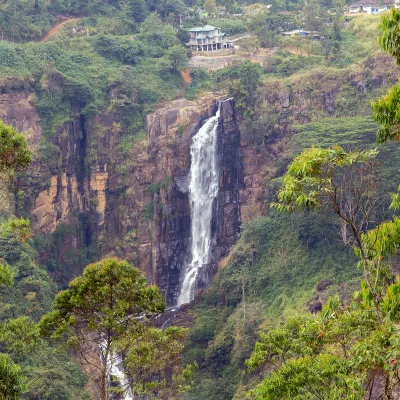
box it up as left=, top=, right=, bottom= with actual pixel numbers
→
left=101, top=366, right=109, bottom=400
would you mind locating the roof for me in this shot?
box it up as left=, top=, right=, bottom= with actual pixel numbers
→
left=191, top=32, right=227, bottom=39
left=188, top=25, right=219, bottom=32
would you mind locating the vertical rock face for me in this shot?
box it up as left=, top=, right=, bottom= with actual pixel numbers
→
left=143, top=97, right=243, bottom=304
left=174, top=99, right=243, bottom=303
left=213, top=98, right=243, bottom=271
left=218, top=99, right=243, bottom=244
left=0, top=91, right=243, bottom=304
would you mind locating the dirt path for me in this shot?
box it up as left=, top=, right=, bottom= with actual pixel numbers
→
left=231, top=34, right=253, bottom=42
left=41, top=17, right=81, bottom=42
left=181, top=69, right=192, bottom=85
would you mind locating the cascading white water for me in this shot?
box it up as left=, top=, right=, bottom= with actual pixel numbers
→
left=177, top=107, right=220, bottom=306
left=108, top=353, right=133, bottom=400
left=100, top=340, right=133, bottom=400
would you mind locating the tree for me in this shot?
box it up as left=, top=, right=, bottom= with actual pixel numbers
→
left=126, top=0, right=148, bottom=22
left=115, top=1, right=139, bottom=34
left=39, top=258, right=165, bottom=400
left=269, top=146, right=400, bottom=315
left=303, top=0, right=323, bottom=36
left=250, top=12, right=400, bottom=393
left=0, top=353, right=25, bottom=399
left=228, top=61, right=262, bottom=117
left=39, top=258, right=193, bottom=400
left=177, top=28, right=190, bottom=45
left=248, top=13, right=296, bottom=48
left=332, top=0, right=345, bottom=41
left=204, top=0, right=216, bottom=15
left=238, top=37, right=259, bottom=55
left=140, top=12, right=179, bottom=49
left=271, top=146, right=380, bottom=249
left=161, top=44, right=188, bottom=72
left=118, top=325, right=196, bottom=398
left=0, top=120, right=32, bottom=290
left=0, top=119, right=31, bottom=180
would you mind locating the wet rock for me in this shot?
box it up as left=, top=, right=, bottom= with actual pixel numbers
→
left=316, top=279, right=334, bottom=292
left=309, top=301, right=322, bottom=314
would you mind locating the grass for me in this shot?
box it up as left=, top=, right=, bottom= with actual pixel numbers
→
left=259, top=14, right=382, bottom=80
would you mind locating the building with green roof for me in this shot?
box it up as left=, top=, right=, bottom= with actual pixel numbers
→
left=187, top=25, right=233, bottom=51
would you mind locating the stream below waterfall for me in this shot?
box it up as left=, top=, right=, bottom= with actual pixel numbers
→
left=178, top=106, right=220, bottom=306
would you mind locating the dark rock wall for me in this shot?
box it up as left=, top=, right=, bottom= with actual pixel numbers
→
left=214, top=98, right=243, bottom=267
left=188, top=98, right=243, bottom=298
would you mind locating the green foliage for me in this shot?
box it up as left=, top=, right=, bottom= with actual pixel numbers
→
left=40, top=258, right=165, bottom=340
left=227, top=61, right=262, bottom=117
left=271, top=146, right=378, bottom=211
left=378, top=8, right=400, bottom=65
left=0, top=233, right=56, bottom=321
left=245, top=286, right=400, bottom=399
left=0, top=217, right=32, bottom=288
left=139, top=13, right=179, bottom=52
left=0, top=218, right=31, bottom=243
left=0, top=265, right=13, bottom=288
left=177, top=28, right=190, bottom=45
left=119, top=325, right=196, bottom=399
left=0, top=119, right=31, bottom=179
left=147, top=178, right=171, bottom=195
left=144, top=200, right=155, bottom=220
left=39, top=258, right=166, bottom=399
left=177, top=125, right=186, bottom=137
left=0, top=116, right=87, bottom=399
left=0, top=0, right=52, bottom=43
left=92, top=35, right=144, bottom=64
left=184, top=212, right=360, bottom=399
left=208, top=18, right=247, bottom=35
left=247, top=13, right=295, bottom=48
left=0, top=353, right=26, bottom=400
left=372, top=83, right=400, bottom=144
left=160, top=44, right=188, bottom=73
left=0, top=317, right=40, bottom=355
left=20, top=344, right=89, bottom=400
left=0, top=0, right=186, bottom=43
left=249, top=354, right=363, bottom=400
left=245, top=14, right=400, bottom=395
left=186, top=68, right=212, bottom=100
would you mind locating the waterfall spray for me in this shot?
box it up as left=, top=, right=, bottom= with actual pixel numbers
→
left=177, top=106, right=220, bottom=306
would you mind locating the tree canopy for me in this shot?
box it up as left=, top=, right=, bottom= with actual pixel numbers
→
left=247, top=9, right=400, bottom=399
left=39, top=258, right=193, bottom=400
left=0, top=119, right=31, bottom=180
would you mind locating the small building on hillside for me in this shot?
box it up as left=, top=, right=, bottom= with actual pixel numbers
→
left=187, top=25, right=233, bottom=51
left=281, top=29, right=322, bottom=39
left=348, top=0, right=393, bottom=13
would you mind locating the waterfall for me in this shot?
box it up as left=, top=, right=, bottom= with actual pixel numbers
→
left=100, top=339, right=134, bottom=400
left=108, top=353, right=133, bottom=400
left=177, top=107, right=220, bottom=306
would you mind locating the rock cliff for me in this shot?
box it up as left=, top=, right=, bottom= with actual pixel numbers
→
left=0, top=91, right=245, bottom=304
left=1, top=52, right=399, bottom=304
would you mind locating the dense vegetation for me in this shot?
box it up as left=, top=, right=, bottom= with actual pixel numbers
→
left=3, top=0, right=400, bottom=398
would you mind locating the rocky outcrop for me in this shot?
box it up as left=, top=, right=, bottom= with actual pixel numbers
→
left=214, top=98, right=243, bottom=264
